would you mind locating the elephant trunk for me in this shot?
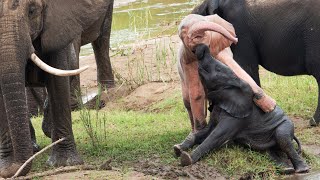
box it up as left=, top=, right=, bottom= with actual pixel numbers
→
left=0, top=22, right=33, bottom=177
left=188, top=21, right=238, bottom=44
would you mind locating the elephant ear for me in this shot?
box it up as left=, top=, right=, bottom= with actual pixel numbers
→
left=41, top=0, right=110, bottom=53
left=207, top=82, right=254, bottom=118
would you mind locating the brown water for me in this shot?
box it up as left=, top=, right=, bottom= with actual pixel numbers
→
left=81, top=0, right=200, bottom=55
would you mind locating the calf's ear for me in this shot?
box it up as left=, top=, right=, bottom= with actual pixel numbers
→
left=40, top=0, right=111, bottom=53
left=207, top=82, right=253, bottom=118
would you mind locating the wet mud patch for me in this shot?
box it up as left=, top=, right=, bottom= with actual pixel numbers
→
left=133, top=157, right=225, bottom=179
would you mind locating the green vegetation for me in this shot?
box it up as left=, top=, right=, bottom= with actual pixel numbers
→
left=33, top=1, right=320, bottom=176
left=261, top=69, right=317, bottom=119
left=30, top=69, right=320, bottom=178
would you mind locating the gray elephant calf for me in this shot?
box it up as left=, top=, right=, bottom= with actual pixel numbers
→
left=177, top=44, right=309, bottom=174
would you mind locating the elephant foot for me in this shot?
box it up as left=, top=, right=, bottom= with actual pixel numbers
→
left=268, top=151, right=294, bottom=174
left=173, top=132, right=196, bottom=158
left=277, top=163, right=295, bottom=175
left=100, top=80, right=115, bottom=89
left=173, top=144, right=183, bottom=157
left=180, top=151, right=193, bottom=167
left=0, top=162, right=32, bottom=178
left=47, top=147, right=83, bottom=167
left=309, top=117, right=319, bottom=126
left=294, top=162, right=309, bottom=174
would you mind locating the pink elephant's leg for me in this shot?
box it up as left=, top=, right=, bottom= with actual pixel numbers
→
left=174, top=60, right=207, bottom=157
left=184, top=61, right=207, bottom=132
left=174, top=80, right=197, bottom=157
left=181, top=81, right=194, bottom=131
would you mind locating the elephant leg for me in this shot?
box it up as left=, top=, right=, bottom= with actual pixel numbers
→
left=275, top=120, right=309, bottom=173
left=175, top=61, right=207, bottom=157
left=183, top=62, right=207, bottom=131
left=45, top=44, right=83, bottom=167
left=69, top=38, right=82, bottom=110
left=42, top=97, right=53, bottom=138
left=267, top=146, right=294, bottom=174
left=92, top=1, right=115, bottom=89
left=180, top=112, right=241, bottom=166
left=174, top=104, right=217, bottom=157
left=29, top=121, right=40, bottom=153
left=305, top=42, right=320, bottom=125
left=310, top=77, right=320, bottom=126
left=26, top=87, right=46, bottom=152
left=0, top=85, right=13, bottom=173
left=174, top=82, right=195, bottom=156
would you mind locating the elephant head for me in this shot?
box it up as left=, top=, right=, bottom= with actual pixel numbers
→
left=178, top=14, right=238, bottom=57
left=191, top=0, right=218, bottom=16
left=0, top=0, right=110, bottom=177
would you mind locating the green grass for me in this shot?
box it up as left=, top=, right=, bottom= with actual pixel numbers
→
left=260, top=68, right=317, bottom=118
left=30, top=69, right=320, bottom=178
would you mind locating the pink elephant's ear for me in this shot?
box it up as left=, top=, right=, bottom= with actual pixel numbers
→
left=205, top=15, right=237, bottom=39
left=188, top=21, right=238, bottom=44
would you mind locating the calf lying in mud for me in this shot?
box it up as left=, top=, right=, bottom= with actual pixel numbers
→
left=177, top=44, right=309, bottom=174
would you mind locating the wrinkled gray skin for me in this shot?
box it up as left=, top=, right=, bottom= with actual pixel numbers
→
left=176, top=44, right=309, bottom=174
left=192, top=0, right=320, bottom=126
left=27, top=1, right=114, bottom=149
left=0, top=0, right=113, bottom=177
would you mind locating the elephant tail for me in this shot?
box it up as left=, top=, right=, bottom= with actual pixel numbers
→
left=293, top=136, right=302, bottom=155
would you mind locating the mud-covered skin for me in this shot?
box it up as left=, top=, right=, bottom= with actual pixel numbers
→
left=179, top=45, right=309, bottom=174
left=193, top=0, right=320, bottom=126
left=0, top=0, right=114, bottom=177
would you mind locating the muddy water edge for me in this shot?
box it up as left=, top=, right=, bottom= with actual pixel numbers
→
left=81, top=0, right=200, bottom=55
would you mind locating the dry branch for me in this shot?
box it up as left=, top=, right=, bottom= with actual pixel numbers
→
left=12, top=138, right=66, bottom=178
left=14, top=165, right=97, bottom=180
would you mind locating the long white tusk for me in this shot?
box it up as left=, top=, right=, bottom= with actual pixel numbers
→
left=30, top=53, right=89, bottom=76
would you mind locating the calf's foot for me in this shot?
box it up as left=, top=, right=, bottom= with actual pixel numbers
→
left=268, top=150, right=294, bottom=174
left=173, top=144, right=183, bottom=157
left=278, top=164, right=295, bottom=175
left=173, top=132, right=195, bottom=157
left=180, top=151, right=193, bottom=166
left=294, top=161, right=309, bottom=173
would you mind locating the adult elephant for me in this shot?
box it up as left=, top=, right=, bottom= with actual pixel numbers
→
left=192, top=0, right=320, bottom=125
left=27, top=0, right=115, bottom=112
left=0, top=0, right=113, bottom=177
left=27, top=1, right=115, bottom=146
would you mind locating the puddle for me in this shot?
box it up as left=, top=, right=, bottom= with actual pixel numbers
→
left=81, top=0, right=200, bottom=55
left=283, top=170, right=320, bottom=180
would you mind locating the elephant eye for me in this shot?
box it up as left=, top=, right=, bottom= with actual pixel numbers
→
left=29, top=5, right=36, bottom=16
left=28, top=3, right=40, bottom=18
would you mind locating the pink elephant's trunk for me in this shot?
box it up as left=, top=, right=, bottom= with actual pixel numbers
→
left=188, top=21, right=238, bottom=44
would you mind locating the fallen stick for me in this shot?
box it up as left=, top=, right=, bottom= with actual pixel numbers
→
left=12, top=138, right=66, bottom=178
left=14, top=165, right=97, bottom=180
